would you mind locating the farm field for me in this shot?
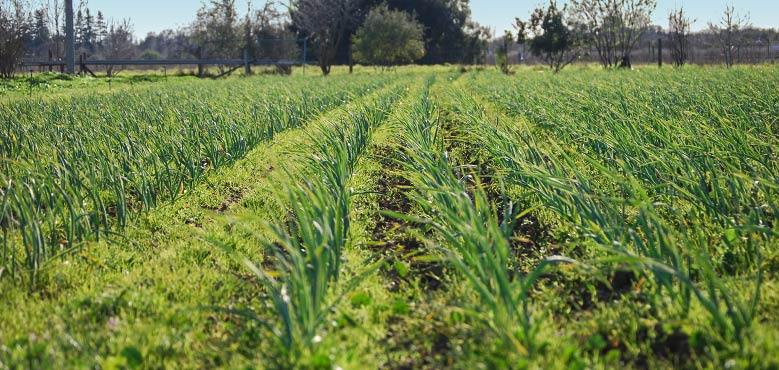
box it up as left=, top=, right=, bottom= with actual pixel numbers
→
left=1, top=65, right=778, bottom=369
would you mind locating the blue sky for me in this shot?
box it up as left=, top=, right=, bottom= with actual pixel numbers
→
left=78, top=0, right=778, bottom=38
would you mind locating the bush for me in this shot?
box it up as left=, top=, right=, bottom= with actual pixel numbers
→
left=352, top=5, right=425, bottom=69
left=140, top=50, right=161, bottom=60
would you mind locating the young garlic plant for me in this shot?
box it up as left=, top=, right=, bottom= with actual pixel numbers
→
left=211, top=84, right=402, bottom=365
left=386, top=84, right=572, bottom=358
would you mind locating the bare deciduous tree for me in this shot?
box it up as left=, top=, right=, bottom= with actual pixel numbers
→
left=245, top=1, right=299, bottom=65
left=570, top=0, right=656, bottom=68
left=0, top=0, right=29, bottom=78
left=668, top=7, right=693, bottom=67
left=708, top=5, right=750, bottom=68
left=291, top=0, right=360, bottom=75
left=49, top=0, right=64, bottom=61
left=190, top=0, right=243, bottom=59
left=102, top=19, right=134, bottom=77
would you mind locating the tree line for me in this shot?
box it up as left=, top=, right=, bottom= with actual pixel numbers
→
left=0, top=0, right=489, bottom=77
left=2, top=0, right=776, bottom=78
left=1, top=0, right=135, bottom=78
left=506, top=0, right=774, bottom=73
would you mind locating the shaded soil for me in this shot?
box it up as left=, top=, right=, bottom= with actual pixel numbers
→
left=368, top=144, right=453, bottom=369
left=382, top=314, right=459, bottom=370
left=369, top=145, right=445, bottom=293
left=591, top=323, right=691, bottom=369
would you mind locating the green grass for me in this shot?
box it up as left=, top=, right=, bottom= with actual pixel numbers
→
left=1, top=65, right=778, bottom=369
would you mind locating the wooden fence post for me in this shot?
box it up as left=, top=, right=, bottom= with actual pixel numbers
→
left=244, top=49, right=251, bottom=75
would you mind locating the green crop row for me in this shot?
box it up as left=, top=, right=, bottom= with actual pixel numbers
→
left=1, top=66, right=777, bottom=368
left=211, top=79, right=407, bottom=367
left=386, top=80, right=556, bottom=357
left=447, top=69, right=776, bottom=351
left=0, top=74, right=391, bottom=286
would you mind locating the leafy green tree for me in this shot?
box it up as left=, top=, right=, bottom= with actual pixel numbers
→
left=74, top=8, right=83, bottom=49
left=516, top=1, right=584, bottom=73
left=352, top=5, right=424, bottom=68
left=81, top=8, right=95, bottom=52
left=359, top=0, right=487, bottom=64
left=95, top=11, right=107, bottom=46
left=30, top=8, right=51, bottom=53
left=140, top=49, right=161, bottom=60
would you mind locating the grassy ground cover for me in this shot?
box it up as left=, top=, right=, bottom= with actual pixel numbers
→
left=1, top=65, right=778, bottom=369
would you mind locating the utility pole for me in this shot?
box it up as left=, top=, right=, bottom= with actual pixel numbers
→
left=65, top=0, right=75, bottom=74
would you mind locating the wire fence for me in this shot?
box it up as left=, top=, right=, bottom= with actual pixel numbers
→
left=487, top=41, right=779, bottom=67
left=20, top=38, right=306, bottom=75
left=20, top=38, right=779, bottom=76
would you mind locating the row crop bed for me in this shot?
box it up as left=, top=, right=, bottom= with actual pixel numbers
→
left=1, top=66, right=778, bottom=369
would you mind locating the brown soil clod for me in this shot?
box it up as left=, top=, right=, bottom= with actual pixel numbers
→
left=382, top=314, right=457, bottom=370
left=205, top=188, right=244, bottom=213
